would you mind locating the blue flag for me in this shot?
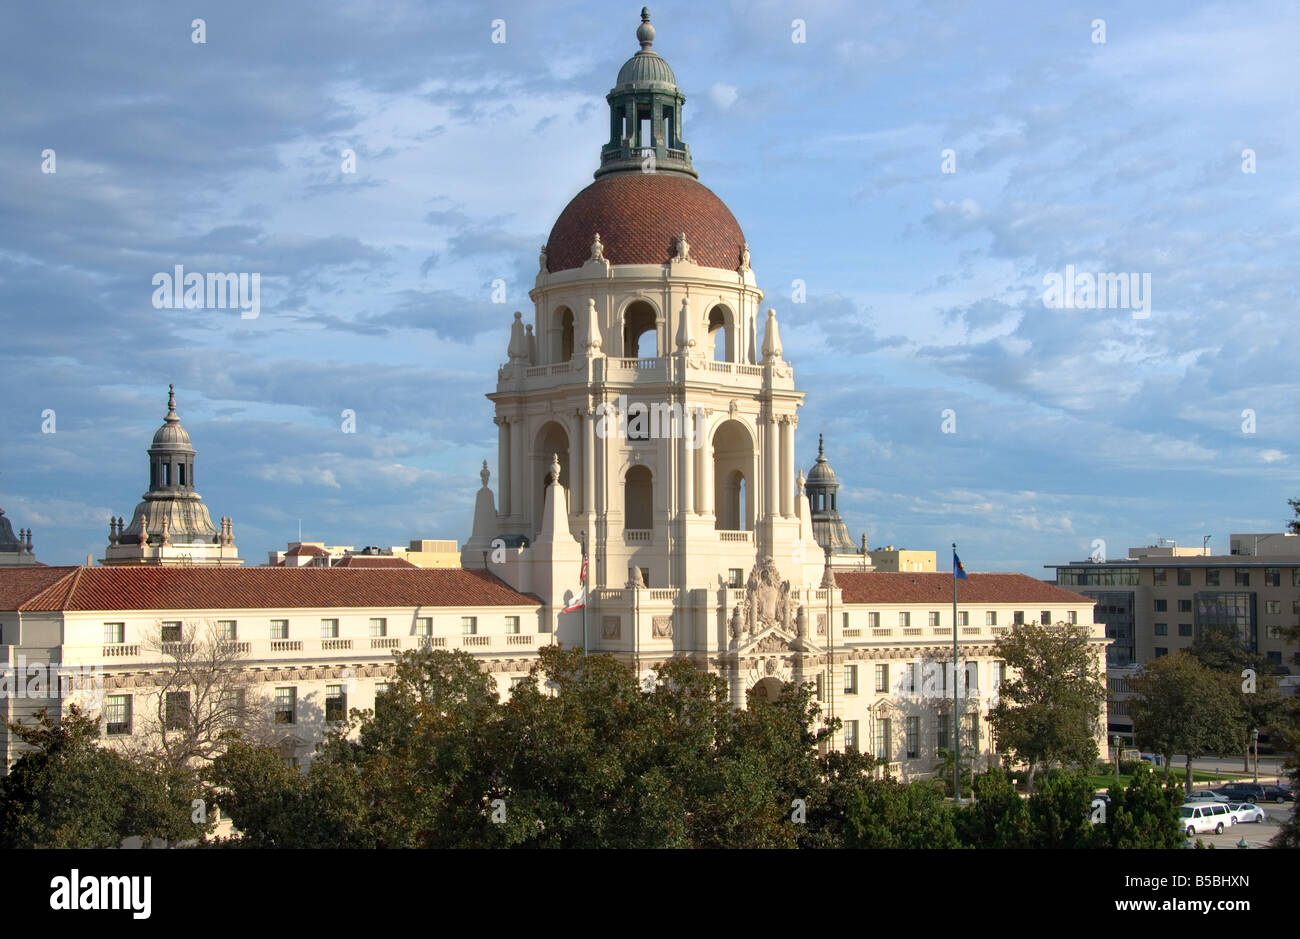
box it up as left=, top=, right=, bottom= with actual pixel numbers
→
left=953, top=552, right=969, bottom=580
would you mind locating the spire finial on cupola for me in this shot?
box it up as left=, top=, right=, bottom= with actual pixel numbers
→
left=165, top=383, right=179, bottom=422
left=818, top=433, right=825, bottom=458
left=637, top=7, right=654, bottom=50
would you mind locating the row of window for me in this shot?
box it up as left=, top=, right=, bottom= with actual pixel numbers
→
left=840, top=661, right=1006, bottom=695
left=1152, top=567, right=1297, bottom=587
left=851, top=610, right=1078, bottom=629
left=103, top=616, right=521, bottom=644
left=841, top=713, right=980, bottom=760
left=103, top=682, right=404, bottom=736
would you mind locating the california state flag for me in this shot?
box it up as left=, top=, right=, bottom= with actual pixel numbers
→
left=562, top=553, right=587, bottom=612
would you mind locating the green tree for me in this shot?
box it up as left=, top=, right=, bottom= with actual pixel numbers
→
left=1127, top=651, right=1246, bottom=792
left=985, top=621, right=1107, bottom=789
left=1097, top=764, right=1185, bottom=848
left=1189, top=625, right=1289, bottom=772
left=842, top=778, right=960, bottom=848
left=0, top=706, right=196, bottom=848
left=1025, top=770, right=1099, bottom=848
left=956, top=767, right=1031, bottom=847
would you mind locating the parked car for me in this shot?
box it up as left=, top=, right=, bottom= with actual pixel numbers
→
left=1260, top=784, right=1295, bottom=803
left=1185, top=789, right=1229, bottom=803
left=1180, top=802, right=1234, bottom=835
left=1228, top=802, right=1266, bottom=824
left=1217, top=783, right=1265, bottom=801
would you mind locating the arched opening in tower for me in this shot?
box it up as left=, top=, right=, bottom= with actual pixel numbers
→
left=712, top=420, right=754, bottom=531
left=533, top=422, right=570, bottom=533
left=622, top=301, right=658, bottom=358
left=553, top=307, right=574, bottom=363
left=624, top=465, right=653, bottom=530
left=707, top=304, right=733, bottom=362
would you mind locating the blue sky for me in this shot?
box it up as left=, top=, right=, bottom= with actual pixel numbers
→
left=1, top=0, right=1297, bottom=573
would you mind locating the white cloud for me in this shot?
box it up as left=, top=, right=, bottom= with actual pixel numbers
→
left=708, top=83, right=738, bottom=110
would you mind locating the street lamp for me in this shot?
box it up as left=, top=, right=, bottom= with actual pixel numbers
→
left=1112, top=735, right=1121, bottom=785
left=1251, top=728, right=1259, bottom=784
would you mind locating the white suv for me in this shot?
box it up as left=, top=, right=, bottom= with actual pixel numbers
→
left=1180, top=802, right=1234, bottom=836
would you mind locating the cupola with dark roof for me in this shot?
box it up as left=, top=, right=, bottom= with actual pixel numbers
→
left=806, top=434, right=860, bottom=557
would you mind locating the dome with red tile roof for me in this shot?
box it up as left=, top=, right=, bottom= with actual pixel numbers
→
left=545, top=173, right=746, bottom=273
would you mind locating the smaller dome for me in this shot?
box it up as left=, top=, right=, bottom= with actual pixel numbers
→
left=805, top=434, right=838, bottom=486
left=150, top=384, right=195, bottom=452
left=616, top=51, right=676, bottom=88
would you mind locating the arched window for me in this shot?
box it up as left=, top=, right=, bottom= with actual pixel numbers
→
left=624, top=465, right=653, bottom=530
left=554, top=307, right=575, bottom=362
left=533, top=422, right=570, bottom=533
left=712, top=420, right=754, bottom=531
left=622, top=301, right=657, bottom=358
left=707, top=305, right=733, bottom=362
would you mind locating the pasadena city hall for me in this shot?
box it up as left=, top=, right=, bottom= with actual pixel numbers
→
left=0, top=10, right=1106, bottom=774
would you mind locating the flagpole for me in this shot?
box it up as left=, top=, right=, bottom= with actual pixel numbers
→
left=580, top=529, right=588, bottom=657
left=952, top=542, right=961, bottom=804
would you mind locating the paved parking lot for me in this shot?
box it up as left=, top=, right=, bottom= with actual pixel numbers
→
left=1187, top=802, right=1292, bottom=848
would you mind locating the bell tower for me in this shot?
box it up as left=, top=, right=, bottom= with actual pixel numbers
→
left=465, top=11, right=823, bottom=688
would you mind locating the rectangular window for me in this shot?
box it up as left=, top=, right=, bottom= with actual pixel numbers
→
left=906, top=716, right=920, bottom=759
left=1293, top=600, right=1300, bottom=616
left=1153, top=568, right=1167, bottom=585
left=1154, top=599, right=1167, bottom=612
left=1067, top=611, right=1077, bottom=624
left=985, top=611, right=997, bottom=626
left=842, top=612, right=850, bottom=630
left=1293, top=568, right=1300, bottom=588
left=1206, top=569, right=1221, bottom=586
left=505, top=616, right=520, bottom=635
left=937, top=714, right=950, bottom=752
left=844, top=665, right=858, bottom=695
left=369, top=617, right=387, bottom=637
left=1178, top=599, right=1192, bottom=613
left=1265, top=567, right=1280, bottom=587
left=1236, top=568, right=1251, bottom=586
left=1040, top=610, right=1051, bottom=626
left=898, top=612, right=910, bottom=628
left=876, top=718, right=891, bottom=761
left=416, top=617, right=432, bottom=636
left=325, top=684, right=346, bottom=722
left=965, top=661, right=978, bottom=692
left=1154, top=622, right=1167, bottom=636
left=964, top=713, right=978, bottom=750
left=1265, top=600, right=1281, bottom=614
left=875, top=663, right=889, bottom=693
left=993, top=661, right=1006, bottom=687
left=868, top=612, right=880, bottom=629
left=728, top=568, right=744, bottom=588
left=161, top=621, right=182, bottom=643
left=216, top=620, right=236, bottom=641
left=905, top=662, right=918, bottom=694
left=844, top=720, right=859, bottom=753
left=1267, top=651, right=1282, bottom=664
left=375, top=682, right=391, bottom=697
left=510, top=676, right=529, bottom=690
left=1013, top=611, right=1025, bottom=625
left=104, top=622, right=125, bottom=644
left=270, top=619, right=289, bottom=640
left=461, top=616, right=477, bottom=635
left=321, top=618, right=339, bottom=639
left=165, top=691, right=190, bottom=730
left=1154, top=647, right=1168, bottom=657
left=105, top=695, right=132, bottom=735
left=958, top=611, right=969, bottom=627
left=1177, top=568, right=1192, bottom=586
left=274, top=687, right=296, bottom=724
left=1178, top=623, right=1192, bottom=637
left=928, top=611, right=940, bottom=627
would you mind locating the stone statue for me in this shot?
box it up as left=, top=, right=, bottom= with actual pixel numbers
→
left=538, top=244, right=548, bottom=273
left=740, top=556, right=794, bottom=636
left=739, top=241, right=750, bottom=272
left=480, top=460, right=491, bottom=488
left=729, top=604, right=743, bottom=640
left=590, top=232, right=605, bottom=262
left=674, top=231, right=691, bottom=261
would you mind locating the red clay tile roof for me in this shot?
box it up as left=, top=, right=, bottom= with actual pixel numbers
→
left=284, top=544, right=330, bottom=557
left=333, top=555, right=418, bottom=568
left=836, top=571, right=1095, bottom=605
left=546, top=173, right=746, bottom=272
left=1, top=566, right=540, bottom=612
left=0, top=566, right=79, bottom=610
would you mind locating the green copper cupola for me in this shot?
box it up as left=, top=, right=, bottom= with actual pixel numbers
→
left=595, top=8, right=697, bottom=179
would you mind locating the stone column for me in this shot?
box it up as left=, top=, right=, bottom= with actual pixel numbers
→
left=780, top=416, right=794, bottom=517
left=679, top=408, right=693, bottom=514
left=583, top=406, right=595, bottom=517
left=496, top=416, right=510, bottom=516
left=700, top=419, right=714, bottom=516
left=510, top=417, right=525, bottom=524
left=765, top=413, right=779, bottom=519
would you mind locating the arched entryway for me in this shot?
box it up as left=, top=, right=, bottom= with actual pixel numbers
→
left=533, top=422, right=570, bottom=532
left=712, top=419, right=754, bottom=531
